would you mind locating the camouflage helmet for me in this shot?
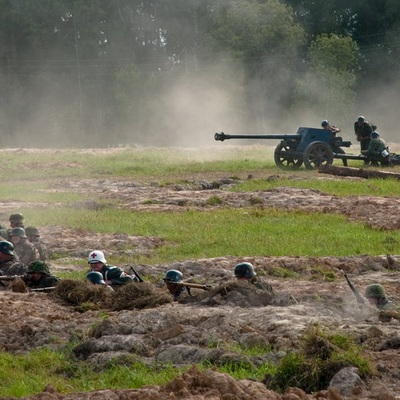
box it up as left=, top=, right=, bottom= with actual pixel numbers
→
left=163, top=269, right=183, bottom=283
left=86, top=271, right=106, bottom=285
left=0, top=241, right=15, bottom=256
left=357, top=116, right=365, bottom=123
left=28, top=261, right=50, bottom=274
left=234, top=262, right=256, bottom=279
left=25, top=226, right=40, bottom=237
left=9, top=213, right=24, bottom=223
left=11, top=227, right=27, bottom=238
left=365, top=284, right=385, bottom=299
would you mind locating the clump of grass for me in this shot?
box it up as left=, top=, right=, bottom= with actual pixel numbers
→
left=265, top=266, right=299, bottom=279
left=265, top=324, right=374, bottom=393
left=206, top=195, right=224, bottom=206
left=308, top=265, right=338, bottom=282
left=249, top=196, right=263, bottom=205
left=142, top=199, right=162, bottom=205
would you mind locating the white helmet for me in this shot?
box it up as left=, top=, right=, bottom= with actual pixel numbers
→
left=88, top=250, right=107, bottom=264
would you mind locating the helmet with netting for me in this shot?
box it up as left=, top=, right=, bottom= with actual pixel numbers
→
left=11, top=227, right=27, bottom=238
left=25, top=226, right=40, bottom=237
left=163, top=269, right=183, bottom=283
left=364, top=284, right=385, bottom=299
left=234, top=262, right=256, bottom=279
left=0, top=241, right=15, bottom=256
left=28, top=261, right=50, bottom=274
left=86, top=271, right=106, bottom=285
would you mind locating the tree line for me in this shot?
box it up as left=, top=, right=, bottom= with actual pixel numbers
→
left=0, top=0, right=398, bottom=147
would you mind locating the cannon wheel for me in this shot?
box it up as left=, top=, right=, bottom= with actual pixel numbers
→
left=303, top=141, right=334, bottom=170
left=274, top=143, right=303, bottom=169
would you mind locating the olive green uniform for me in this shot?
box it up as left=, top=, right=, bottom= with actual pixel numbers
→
left=366, top=138, right=390, bottom=166
left=354, top=121, right=373, bottom=151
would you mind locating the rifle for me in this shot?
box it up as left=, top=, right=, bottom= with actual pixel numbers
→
left=344, top=274, right=365, bottom=304
left=0, top=275, right=26, bottom=281
left=172, top=282, right=212, bottom=291
left=30, top=287, right=57, bottom=292
left=129, top=267, right=144, bottom=283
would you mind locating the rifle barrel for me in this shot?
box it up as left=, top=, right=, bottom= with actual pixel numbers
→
left=0, top=276, right=19, bottom=281
left=176, top=282, right=212, bottom=290
left=344, top=274, right=365, bottom=304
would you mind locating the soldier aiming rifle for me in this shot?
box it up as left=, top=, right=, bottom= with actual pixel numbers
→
left=163, top=269, right=211, bottom=301
left=343, top=273, right=365, bottom=304
left=0, top=260, right=60, bottom=292
left=344, top=273, right=399, bottom=322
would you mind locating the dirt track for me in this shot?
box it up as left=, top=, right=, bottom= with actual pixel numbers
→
left=1, top=168, right=400, bottom=399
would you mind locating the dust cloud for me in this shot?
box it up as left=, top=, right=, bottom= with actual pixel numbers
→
left=5, top=58, right=400, bottom=149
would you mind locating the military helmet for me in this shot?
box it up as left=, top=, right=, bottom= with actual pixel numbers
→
left=28, top=261, right=50, bottom=274
left=11, top=227, right=27, bottom=238
left=234, top=262, right=256, bottom=279
left=163, top=269, right=183, bottom=283
left=9, top=213, right=24, bottom=222
left=0, top=241, right=15, bottom=256
left=25, top=226, right=40, bottom=237
left=88, top=250, right=107, bottom=264
left=371, top=131, right=379, bottom=139
left=321, top=120, right=329, bottom=127
left=357, top=116, right=365, bottom=123
left=365, top=284, right=385, bottom=299
left=86, top=271, right=106, bottom=285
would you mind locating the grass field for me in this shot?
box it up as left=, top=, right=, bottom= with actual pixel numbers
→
left=0, top=145, right=398, bottom=397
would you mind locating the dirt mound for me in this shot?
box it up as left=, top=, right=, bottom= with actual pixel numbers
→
left=1, top=166, right=400, bottom=399
left=8, top=366, right=343, bottom=399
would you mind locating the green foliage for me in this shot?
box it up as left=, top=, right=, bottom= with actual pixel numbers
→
left=291, top=33, right=359, bottom=123
left=307, top=265, right=338, bottom=282
left=267, top=325, right=373, bottom=393
left=266, top=352, right=317, bottom=392
left=206, top=195, right=224, bottom=206
left=0, top=348, right=186, bottom=397
left=211, top=0, right=304, bottom=62
left=308, top=34, right=359, bottom=72
left=266, top=266, right=299, bottom=279
left=227, top=343, right=273, bottom=357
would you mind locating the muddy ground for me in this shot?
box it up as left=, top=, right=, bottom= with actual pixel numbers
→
left=1, top=150, right=400, bottom=400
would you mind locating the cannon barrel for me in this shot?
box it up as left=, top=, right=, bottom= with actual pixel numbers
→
left=214, top=132, right=300, bottom=142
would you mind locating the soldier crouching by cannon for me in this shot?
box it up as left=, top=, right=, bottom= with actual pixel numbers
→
left=363, top=131, right=391, bottom=167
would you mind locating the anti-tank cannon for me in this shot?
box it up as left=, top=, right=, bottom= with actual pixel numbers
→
left=214, top=127, right=352, bottom=170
